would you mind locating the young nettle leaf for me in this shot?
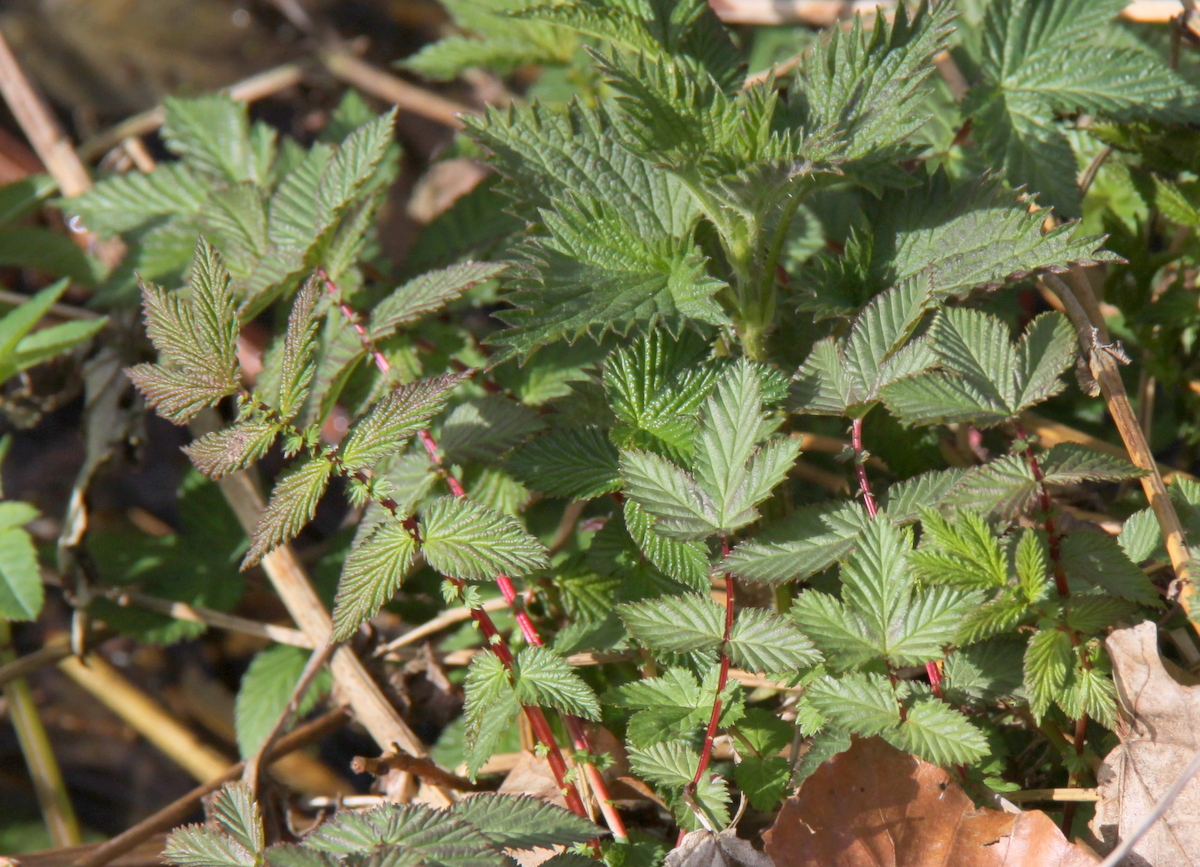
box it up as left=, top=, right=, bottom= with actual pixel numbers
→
left=337, top=372, right=469, bottom=472
left=879, top=468, right=968, bottom=525
left=163, top=782, right=263, bottom=867
left=805, top=672, right=902, bottom=737
left=242, top=457, right=335, bottom=569
left=0, top=500, right=43, bottom=621
left=882, top=310, right=1076, bottom=427
left=419, top=496, right=549, bottom=581
left=891, top=695, right=990, bottom=766
left=301, top=805, right=504, bottom=867
left=621, top=358, right=800, bottom=539
left=127, top=238, right=242, bottom=423
left=966, top=0, right=1200, bottom=216
left=791, top=520, right=979, bottom=669
left=331, top=517, right=418, bottom=640
left=791, top=276, right=934, bottom=418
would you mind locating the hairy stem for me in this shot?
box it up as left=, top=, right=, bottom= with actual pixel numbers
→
left=327, top=274, right=625, bottom=838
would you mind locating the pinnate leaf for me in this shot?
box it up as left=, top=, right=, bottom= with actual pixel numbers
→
left=183, top=420, right=280, bottom=479
left=420, top=496, right=548, bottom=581
left=242, top=457, right=334, bottom=569
left=619, top=593, right=725, bottom=656
left=331, top=518, right=418, bottom=640
left=513, top=646, right=600, bottom=720
left=337, top=372, right=467, bottom=471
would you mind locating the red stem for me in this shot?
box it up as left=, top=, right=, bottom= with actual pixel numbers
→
left=325, top=272, right=625, bottom=838
left=691, top=546, right=736, bottom=791
left=851, top=417, right=878, bottom=518
left=1014, top=422, right=1069, bottom=599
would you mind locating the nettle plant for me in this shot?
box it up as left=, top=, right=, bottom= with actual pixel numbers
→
left=100, top=0, right=1200, bottom=854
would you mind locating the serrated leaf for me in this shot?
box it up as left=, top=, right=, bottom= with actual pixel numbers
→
left=163, top=826, right=255, bottom=867
left=313, top=109, right=397, bottom=235
left=1059, top=530, right=1160, bottom=605
left=723, top=501, right=869, bottom=585
left=439, top=395, right=545, bottom=465
left=126, top=364, right=239, bottom=424
left=1038, top=443, right=1144, bottom=484
left=910, top=508, right=1007, bottom=589
left=608, top=668, right=711, bottom=748
left=513, top=646, right=600, bottom=720
left=619, top=449, right=717, bottom=540
left=369, top=262, right=506, bottom=339
left=623, top=499, right=710, bottom=591
left=1024, top=626, right=1073, bottom=718
left=234, top=644, right=331, bottom=757
left=274, top=278, right=321, bottom=422
left=494, top=194, right=729, bottom=357
left=887, top=696, right=989, bottom=765
left=66, top=162, right=207, bottom=236
left=209, top=783, right=263, bottom=854
left=182, top=420, right=280, bottom=479
left=628, top=740, right=699, bottom=788
left=162, top=94, right=260, bottom=184
left=1119, top=507, right=1163, bottom=563
left=619, top=593, right=725, bottom=656
left=945, top=454, right=1039, bottom=518
left=242, top=457, right=334, bottom=569
left=463, top=652, right=521, bottom=779
left=331, top=517, right=418, bottom=640
left=420, top=496, right=548, bottom=581
left=805, top=672, right=902, bottom=736
left=880, top=468, right=968, bottom=524
left=735, top=756, right=791, bottom=812
left=338, top=373, right=467, bottom=471
left=507, top=427, right=621, bottom=500
left=1059, top=662, right=1117, bottom=729
left=727, top=608, right=820, bottom=674
left=1015, top=312, right=1076, bottom=408
left=447, top=795, right=598, bottom=851
left=1015, top=528, right=1052, bottom=605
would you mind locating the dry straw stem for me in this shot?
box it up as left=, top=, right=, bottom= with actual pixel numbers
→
left=1, top=623, right=81, bottom=848
left=373, top=596, right=508, bottom=657
left=1045, top=273, right=1198, bottom=630
left=712, top=0, right=1189, bottom=25
left=69, top=708, right=350, bottom=867
left=1004, top=788, right=1100, bottom=803
left=319, top=50, right=472, bottom=128
left=0, top=632, right=73, bottom=687
left=214, top=468, right=455, bottom=806
left=108, top=589, right=314, bottom=648
left=57, top=653, right=231, bottom=784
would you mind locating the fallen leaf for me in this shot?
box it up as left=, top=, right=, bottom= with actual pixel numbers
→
left=665, top=830, right=774, bottom=867
left=763, top=737, right=1097, bottom=866
left=1090, top=620, right=1200, bottom=866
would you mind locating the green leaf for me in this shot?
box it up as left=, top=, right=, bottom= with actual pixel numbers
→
left=182, top=420, right=280, bottom=480
left=447, top=795, right=598, bottom=851
left=909, top=508, right=1007, bottom=589
left=420, top=496, right=548, bottom=581
left=735, top=756, right=791, bottom=812
left=619, top=449, right=717, bottom=540
left=208, top=783, right=263, bottom=853
left=0, top=175, right=55, bottom=227
left=1118, top=507, right=1163, bottom=563
left=888, top=696, right=989, bottom=765
left=337, top=372, right=467, bottom=472
left=623, top=499, right=711, bottom=591
left=1015, top=312, right=1077, bottom=409
left=68, top=162, right=207, bottom=235
left=727, top=608, right=820, bottom=673
left=439, top=396, right=545, bottom=465
left=1037, top=443, right=1144, bottom=484
left=1059, top=530, right=1160, bottom=606
left=628, top=740, right=698, bottom=788
left=314, top=109, right=398, bottom=237
left=369, top=262, right=506, bottom=339
left=0, top=510, right=42, bottom=621
left=163, top=826, right=255, bottom=867
left=274, top=278, right=321, bottom=422
left=1024, top=626, right=1073, bottom=718
left=736, top=707, right=795, bottom=756
left=463, top=652, right=521, bottom=779
left=242, top=457, right=335, bottom=569
left=331, top=517, right=418, bottom=640
left=513, top=646, right=600, bottom=720
left=9, top=317, right=107, bottom=376
left=805, top=672, right=902, bottom=736
left=1059, top=662, right=1117, bottom=729
left=618, top=593, right=725, bottom=656
left=268, top=143, right=334, bottom=250
left=608, top=668, right=712, bottom=748
left=723, top=502, right=869, bottom=585
left=881, top=469, right=969, bottom=524
left=162, top=94, right=262, bottom=184
left=507, top=427, right=621, bottom=500
left=494, top=194, right=728, bottom=357
left=234, top=644, right=331, bottom=758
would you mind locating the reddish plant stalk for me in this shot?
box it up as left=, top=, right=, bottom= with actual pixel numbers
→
left=850, top=417, right=878, bottom=518
left=1013, top=422, right=1069, bottom=599
left=325, top=272, right=625, bottom=839
left=691, top=544, right=736, bottom=791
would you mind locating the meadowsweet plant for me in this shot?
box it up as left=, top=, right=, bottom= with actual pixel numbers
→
left=86, top=0, right=1200, bottom=858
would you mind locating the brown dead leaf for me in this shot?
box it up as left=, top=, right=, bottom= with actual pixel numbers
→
left=665, top=830, right=774, bottom=867
left=1090, top=620, right=1200, bottom=866
left=763, top=737, right=1097, bottom=867
left=498, top=749, right=568, bottom=807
